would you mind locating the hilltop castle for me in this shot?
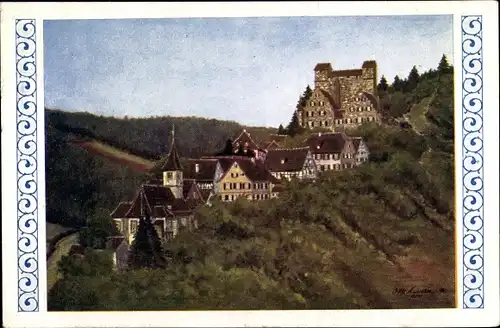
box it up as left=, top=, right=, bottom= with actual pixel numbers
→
left=296, top=60, right=381, bottom=131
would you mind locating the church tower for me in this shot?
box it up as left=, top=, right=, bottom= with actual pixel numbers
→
left=161, top=125, right=183, bottom=199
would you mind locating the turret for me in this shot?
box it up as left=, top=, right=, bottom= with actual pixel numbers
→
left=362, top=60, right=378, bottom=94
left=314, top=63, right=333, bottom=90
left=161, top=125, right=183, bottom=199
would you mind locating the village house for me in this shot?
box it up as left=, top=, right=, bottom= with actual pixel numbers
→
left=232, top=129, right=267, bottom=162
left=208, top=156, right=282, bottom=202
left=110, top=129, right=204, bottom=245
left=352, top=137, right=370, bottom=164
left=264, top=147, right=317, bottom=181
left=304, top=132, right=358, bottom=172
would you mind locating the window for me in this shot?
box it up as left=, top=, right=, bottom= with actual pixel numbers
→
left=265, top=183, right=269, bottom=189
left=114, top=220, right=122, bottom=233
left=130, top=220, right=139, bottom=236
left=325, top=121, right=329, bottom=126
left=334, top=153, right=339, bottom=160
left=247, top=183, right=251, bottom=189
left=240, top=183, right=246, bottom=190
left=223, top=183, right=227, bottom=190
left=167, top=172, right=173, bottom=179
left=358, top=117, right=362, bottom=123
left=358, top=107, right=362, bottom=112
left=224, top=195, right=229, bottom=201
left=311, top=101, right=315, bottom=107
left=367, top=107, right=371, bottom=112
left=320, top=101, right=324, bottom=106
left=347, top=118, right=352, bottom=124
left=232, top=183, right=237, bottom=189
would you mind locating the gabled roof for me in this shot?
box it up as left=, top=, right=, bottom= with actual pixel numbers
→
left=260, top=140, right=280, bottom=150
left=182, top=179, right=205, bottom=202
left=183, top=158, right=218, bottom=182
left=106, top=236, right=127, bottom=251
left=124, top=184, right=176, bottom=218
left=352, top=137, right=363, bottom=152
left=217, top=156, right=280, bottom=184
left=233, top=129, right=258, bottom=150
left=110, top=202, right=133, bottom=218
left=265, top=147, right=310, bottom=172
left=268, top=134, right=288, bottom=143
left=305, top=132, right=349, bottom=154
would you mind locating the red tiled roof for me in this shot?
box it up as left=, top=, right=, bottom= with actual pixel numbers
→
left=305, top=132, right=349, bottom=154
left=265, top=147, right=310, bottom=172
left=110, top=201, right=133, bottom=218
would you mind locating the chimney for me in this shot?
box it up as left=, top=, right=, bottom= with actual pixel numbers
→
left=195, top=163, right=200, bottom=173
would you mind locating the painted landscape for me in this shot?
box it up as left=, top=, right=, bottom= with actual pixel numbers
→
left=44, top=16, right=455, bottom=310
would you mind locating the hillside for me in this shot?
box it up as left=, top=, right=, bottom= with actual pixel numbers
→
left=48, top=58, right=456, bottom=310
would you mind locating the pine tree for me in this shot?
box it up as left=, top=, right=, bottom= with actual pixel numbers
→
left=286, top=111, right=302, bottom=137
left=377, top=75, right=389, bottom=92
left=298, top=85, right=313, bottom=109
left=127, top=213, right=165, bottom=269
left=437, top=54, right=451, bottom=74
left=222, top=139, right=234, bottom=155
left=392, top=75, right=404, bottom=92
left=277, top=124, right=286, bottom=135
left=406, top=65, right=420, bottom=92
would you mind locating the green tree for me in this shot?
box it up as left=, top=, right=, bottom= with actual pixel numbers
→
left=437, top=54, right=451, bottom=74
left=286, top=111, right=302, bottom=137
left=377, top=75, right=389, bottom=92
left=392, top=75, right=404, bottom=92
left=406, top=66, right=420, bottom=92
left=127, top=213, right=166, bottom=269
left=277, top=124, right=286, bottom=135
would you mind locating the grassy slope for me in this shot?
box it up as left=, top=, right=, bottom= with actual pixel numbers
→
left=47, top=232, right=79, bottom=291
left=69, top=139, right=155, bottom=172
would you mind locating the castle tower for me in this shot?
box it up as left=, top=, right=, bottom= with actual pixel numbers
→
left=314, top=63, right=333, bottom=90
left=161, top=125, right=183, bottom=199
left=361, top=60, right=378, bottom=94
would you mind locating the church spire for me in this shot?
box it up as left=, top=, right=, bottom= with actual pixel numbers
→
left=161, top=124, right=182, bottom=171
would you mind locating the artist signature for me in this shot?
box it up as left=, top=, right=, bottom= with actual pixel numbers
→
left=392, top=286, right=447, bottom=298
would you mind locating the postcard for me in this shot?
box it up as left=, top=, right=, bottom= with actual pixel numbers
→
left=1, top=1, right=499, bottom=327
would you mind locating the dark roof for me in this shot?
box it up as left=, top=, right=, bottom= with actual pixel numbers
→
left=260, top=140, right=280, bottom=150
left=362, top=92, right=379, bottom=109
left=147, top=178, right=163, bottom=185
left=265, top=147, right=310, bottom=172
left=199, top=189, right=212, bottom=202
left=110, top=202, right=133, bottom=218
left=106, top=236, right=126, bottom=251
left=217, top=157, right=280, bottom=184
left=161, top=141, right=182, bottom=171
left=125, top=185, right=176, bottom=218
left=170, top=198, right=202, bottom=214
left=268, top=134, right=288, bottom=143
left=272, top=184, right=285, bottom=193
left=305, top=132, right=349, bottom=154
left=233, top=129, right=258, bottom=150
left=183, top=158, right=218, bottom=181
left=182, top=179, right=196, bottom=199
left=314, top=63, right=333, bottom=72
left=362, top=60, right=377, bottom=69
left=331, top=69, right=363, bottom=77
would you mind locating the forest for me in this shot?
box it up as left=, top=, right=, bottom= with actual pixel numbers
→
left=47, top=55, right=455, bottom=310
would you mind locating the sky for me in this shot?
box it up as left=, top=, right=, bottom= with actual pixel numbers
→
left=44, top=15, right=453, bottom=127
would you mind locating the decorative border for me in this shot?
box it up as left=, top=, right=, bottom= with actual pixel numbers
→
left=11, top=15, right=487, bottom=312
left=461, top=15, right=484, bottom=309
left=16, top=19, right=39, bottom=312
